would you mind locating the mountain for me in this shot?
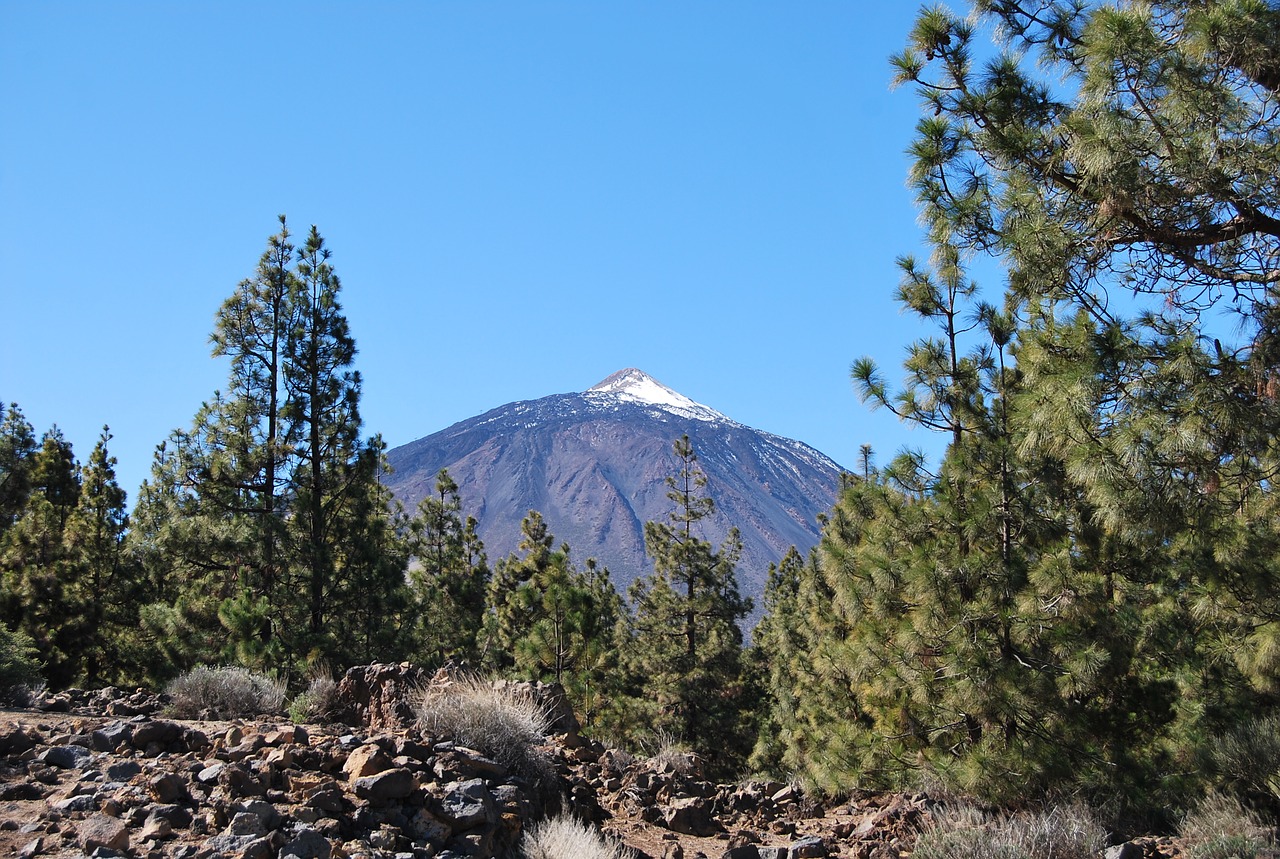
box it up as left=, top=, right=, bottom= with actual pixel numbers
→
left=383, top=369, right=847, bottom=613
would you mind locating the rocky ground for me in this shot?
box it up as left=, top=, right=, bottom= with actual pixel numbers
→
left=0, top=666, right=1181, bottom=859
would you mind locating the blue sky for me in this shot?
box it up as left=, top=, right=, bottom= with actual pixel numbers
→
left=1, top=2, right=964, bottom=501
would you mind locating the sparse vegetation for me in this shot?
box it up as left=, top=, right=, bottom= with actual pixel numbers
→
left=911, top=803, right=1105, bottom=859
left=1181, top=794, right=1277, bottom=859
left=288, top=673, right=341, bottom=723
left=415, top=675, right=553, bottom=782
left=165, top=665, right=286, bottom=719
left=521, top=814, right=629, bottom=859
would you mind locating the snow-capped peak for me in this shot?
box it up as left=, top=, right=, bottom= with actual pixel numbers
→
left=585, top=368, right=729, bottom=423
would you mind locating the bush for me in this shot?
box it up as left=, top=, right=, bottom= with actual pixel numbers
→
left=521, top=814, right=629, bottom=859
left=415, top=675, right=553, bottom=782
left=1181, top=793, right=1277, bottom=859
left=166, top=665, right=287, bottom=719
left=1208, top=717, right=1280, bottom=810
left=912, top=802, right=1105, bottom=859
left=289, top=674, right=341, bottom=723
left=0, top=622, right=42, bottom=705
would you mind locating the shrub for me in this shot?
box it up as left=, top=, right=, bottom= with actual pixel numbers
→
left=415, top=675, right=553, bottom=783
left=0, top=622, right=42, bottom=705
left=912, top=802, right=1105, bottom=859
left=1208, top=716, right=1280, bottom=810
left=289, top=674, right=341, bottom=723
left=521, top=814, right=629, bottom=859
left=166, top=665, right=287, bottom=719
left=1181, top=793, right=1277, bottom=859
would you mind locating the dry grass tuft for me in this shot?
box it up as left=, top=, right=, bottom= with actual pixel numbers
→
left=166, top=665, right=286, bottom=720
left=521, top=814, right=630, bottom=859
left=1181, top=793, right=1277, bottom=859
left=415, top=674, right=554, bottom=783
left=912, top=801, right=1104, bottom=859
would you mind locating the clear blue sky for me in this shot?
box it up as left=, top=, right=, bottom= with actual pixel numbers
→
left=2, top=2, right=963, bottom=502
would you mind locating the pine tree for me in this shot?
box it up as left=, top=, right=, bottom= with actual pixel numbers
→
left=0, top=428, right=81, bottom=686
left=624, top=435, right=753, bottom=777
left=407, top=469, right=489, bottom=666
left=480, top=511, right=555, bottom=672
left=135, top=218, right=407, bottom=679
left=0, top=403, right=37, bottom=538
left=61, top=427, right=137, bottom=685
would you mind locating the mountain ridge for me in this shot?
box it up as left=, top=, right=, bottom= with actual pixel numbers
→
left=384, top=370, right=846, bottom=611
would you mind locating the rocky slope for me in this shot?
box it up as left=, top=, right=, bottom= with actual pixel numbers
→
left=385, top=370, right=846, bottom=607
left=0, top=669, right=1186, bottom=859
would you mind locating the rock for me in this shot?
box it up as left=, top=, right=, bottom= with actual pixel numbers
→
left=130, top=720, right=184, bottom=752
left=280, top=827, right=333, bottom=859
left=148, top=772, right=189, bottom=803
left=789, top=836, right=827, bottom=858
left=90, top=721, right=133, bottom=751
left=197, top=761, right=226, bottom=783
left=757, top=849, right=788, bottom=859
left=439, top=778, right=497, bottom=829
left=37, top=745, right=92, bottom=769
left=343, top=743, right=393, bottom=778
left=0, top=780, right=45, bottom=800
left=723, top=847, right=761, bottom=859
left=1106, top=844, right=1144, bottom=859
left=0, top=725, right=43, bottom=756
left=336, top=663, right=427, bottom=732
left=78, top=813, right=129, bottom=853
left=52, top=793, right=98, bottom=812
left=227, top=810, right=266, bottom=837
left=140, top=814, right=173, bottom=840
left=354, top=767, right=416, bottom=802
left=16, top=836, right=43, bottom=859
left=220, top=763, right=265, bottom=797
left=145, top=803, right=194, bottom=829
left=664, top=796, right=720, bottom=837
left=104, top=760, right=141, bottom=781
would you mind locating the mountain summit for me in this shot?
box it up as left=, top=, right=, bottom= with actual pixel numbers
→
left=384, top=370, right=846, bottom=611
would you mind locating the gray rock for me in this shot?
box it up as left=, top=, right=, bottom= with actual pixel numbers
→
left=197, top=761, right=226, bottom=783
left=354, top=767, right=416, bottom=802
left=789, top=837, right=827, bottom=858
left=90, top=722, right=133, bottom=752
left=105, top=760, right=141, bottom=781
left=228, top=811, right=267, bottom=837
left=38, top=745, right=92, bottom=769
left=280, top=827, right=332, bottom=859
left=52, top=793, right=98, bottom=812
left=439, top=778, right=496, bottom=829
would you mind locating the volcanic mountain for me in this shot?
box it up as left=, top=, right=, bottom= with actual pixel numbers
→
left=383, top=369, right=847, bottom=609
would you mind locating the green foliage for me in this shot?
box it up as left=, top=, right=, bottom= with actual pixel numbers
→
left=0, top=621, right=42, bottom=703
left=752, top=0, right=1280, bottom=817
left=621, top=435, right=754, bottom=779
left=408, top=469, right=489, bottom=666
left=132, top=218, right=413, bottom=680
left=288, top=673, right=341, bottom=724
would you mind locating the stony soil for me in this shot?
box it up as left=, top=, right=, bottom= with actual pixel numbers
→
left=0, top=670, right=1187, bottom=859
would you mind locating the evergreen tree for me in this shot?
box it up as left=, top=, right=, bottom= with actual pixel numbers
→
left=0, top=428, right=81, bottom=686
left=623, top=435, right=753, bottom=777
left=480, top=511, right=555, bottom=672
left=61, top=427, right=138, bottom=685
left=135, top=217, right=406, bottom=679
left=0, top=403, right=37, bottom=538
left=407, top=469, right=489, bottom=666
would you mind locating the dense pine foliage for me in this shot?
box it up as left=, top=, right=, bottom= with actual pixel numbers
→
left=4, top=0, right=1280, bottom=827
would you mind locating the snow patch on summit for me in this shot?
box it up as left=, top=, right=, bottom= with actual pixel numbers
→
left=585, top=368, right=730, bottom=423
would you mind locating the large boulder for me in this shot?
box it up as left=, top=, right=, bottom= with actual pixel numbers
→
left=335, top=663, right=426, bottom=732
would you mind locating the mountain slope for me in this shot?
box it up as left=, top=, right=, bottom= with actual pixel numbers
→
left=384, top=369, right=846, bottom=608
